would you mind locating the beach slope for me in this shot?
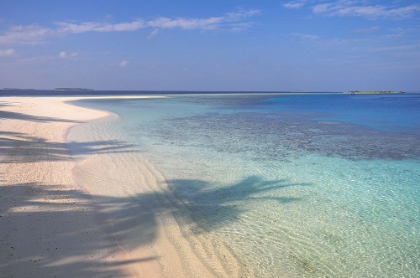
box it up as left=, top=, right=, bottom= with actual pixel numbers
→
left=0, top=97, right=165, bottom=277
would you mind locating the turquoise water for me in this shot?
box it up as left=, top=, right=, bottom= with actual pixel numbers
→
left=72, top=93, right=420, bottom=277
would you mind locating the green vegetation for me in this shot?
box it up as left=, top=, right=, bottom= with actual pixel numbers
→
left=54, top=88, right=94, bottom=91
left=344, top=90, right=404, bottom=94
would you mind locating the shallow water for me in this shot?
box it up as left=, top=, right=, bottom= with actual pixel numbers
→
left=69, top=93, right=420, bottom=277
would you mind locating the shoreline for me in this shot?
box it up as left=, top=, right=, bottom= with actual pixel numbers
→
left=0, top=96, right=216, bottom=277
left=66, top=97, right=241, bottom=277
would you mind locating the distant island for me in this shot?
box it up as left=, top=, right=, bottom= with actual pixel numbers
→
left=2, top=88, right=36, bottom=91
left=344, top=90, right=404, bottom=95
left=54, top=88, right=94, bottom=91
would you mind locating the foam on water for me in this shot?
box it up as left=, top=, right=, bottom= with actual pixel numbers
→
left=69, top=93, right=420, bottom=277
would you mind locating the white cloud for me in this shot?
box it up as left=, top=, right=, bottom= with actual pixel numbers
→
left=0, top=25, right=52, bottom=45
left=56, top=20, right=145, bottom=34
left=147, top=29, right=159, bottom=39
left=225, top=9, right=262, bottom=21
left=228, top=22, right=255, bottom=32
left=0, top=9, right=261, bottom=45
left=367, top=43, right=420, bottom=53
left=119, top=60, right=129, bottom=67
left=147, top=17, right=223, bottom=30
left=0, top=48, right=16, bottom=56
left=352, top=26, right=380, bottom=33
left=59, top=51, right=78, bottom=58
left=283, top=1, right=308, bottom=9
left=312, top=1, right=420, bottom=19
left=312, top=3, right=331, bottom=14
left=144, top=10, right=260, bottom=31
left=293, top=33, right=319, bottom=40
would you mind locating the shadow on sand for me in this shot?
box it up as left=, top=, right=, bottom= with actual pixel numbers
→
left=0, top=108, right=134, bottom=164
left=0, top=129, right=133, bottom=164
left=0, top=110, right=81, bottom=123
left=0, top=175, right=308, bottom=277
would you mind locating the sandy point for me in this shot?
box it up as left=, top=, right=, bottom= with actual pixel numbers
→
left=0, top=96, right=188, bottom=278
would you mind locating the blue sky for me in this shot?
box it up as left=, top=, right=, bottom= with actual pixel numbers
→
left=1, top=0, right=419, bottom=91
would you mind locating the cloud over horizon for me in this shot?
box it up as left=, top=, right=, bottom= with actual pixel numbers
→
left=313, top=2, right=420, bottom=19
left=119, top=60, right=129, bottom=67
left=59, top=51, right=78, bottom=58
left=283, top=1, right=308, bottom=9
left=0, top=48, right=16, bottom=56
left=1, top=1, right=419, bottom=91
left=283, top=0, right=420, bottom=19
left=147, top=29, right=159, bottom=40
left=0, top=9, right=261, bottom=46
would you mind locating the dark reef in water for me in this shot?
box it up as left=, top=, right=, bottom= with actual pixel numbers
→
left=149, top=111, right=420, bottom=161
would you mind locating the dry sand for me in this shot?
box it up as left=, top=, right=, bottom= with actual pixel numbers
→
left=0, top=96, right=231, bottom=278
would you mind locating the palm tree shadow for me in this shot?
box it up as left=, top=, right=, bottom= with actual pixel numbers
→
left=0, top=107, right=136, bottom=164
left=166, top=176, right=309, bottom=232
left=0, top=176, right=308, bottom=276
left=0, top=110, right=81, bottom=123
left=0, top=130, right=134, bottom=164
left=0, top=182, right=157, bottom=277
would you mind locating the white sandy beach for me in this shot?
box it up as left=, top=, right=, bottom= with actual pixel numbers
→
left=0, top=96, right=233, bottom=277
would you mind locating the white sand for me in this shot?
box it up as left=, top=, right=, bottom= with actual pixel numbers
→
left=0, top=96, right=232, bottom=277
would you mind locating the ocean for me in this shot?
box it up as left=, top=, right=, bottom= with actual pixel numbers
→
left=68, top=93, right=420, bottom=277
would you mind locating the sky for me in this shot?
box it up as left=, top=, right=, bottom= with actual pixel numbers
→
left=0, top=0, right=419, bottom=92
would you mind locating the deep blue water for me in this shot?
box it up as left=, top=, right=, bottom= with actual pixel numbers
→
left=261, top=94, right=420, bottom=132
